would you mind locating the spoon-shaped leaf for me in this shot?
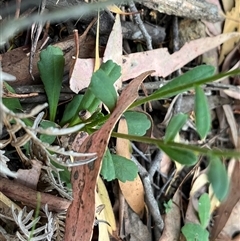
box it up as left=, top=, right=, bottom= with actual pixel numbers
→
left=38, top=46, right=65, bottom=121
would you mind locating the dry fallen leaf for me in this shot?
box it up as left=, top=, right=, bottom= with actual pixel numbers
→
left=70, top=32, right=240, bottom=93
left=64, top=70, right=154, bottom=241
left=70, top=14, right=122, bottom=93
left=219, top=0, right=240, bottom=64
left=16, top=159, right=42, bottom=190
left=116, top=118, right=145, bottom=216
left=103, top=14, right=122, bottom=90
left=159, top=190, right=181, bottom=241
left=124, top=204, right=151, bottom=241
left=221, top=0, right=234, bottom=12
left=96, top=177, right=116, bottom=235
left=224, top=86, right=240, bottom=100
left=95, top=190, right=110, bottom=241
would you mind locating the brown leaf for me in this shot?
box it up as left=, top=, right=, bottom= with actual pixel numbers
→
left=64, top=70, right=154, bottom=241
left=219, top=1, right=240, bottom=64
left=117, top=118, right=145, bottom=216
left=70, top=33, right=240, bottom=93
left=103, top=14, right=122, bottom=90
left=159, top=191, right=181, bottom=241
left=224, top=86, right=240, bottom=100
left=16, top=159, right=42, bottom=189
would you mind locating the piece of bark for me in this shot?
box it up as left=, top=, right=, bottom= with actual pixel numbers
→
left=0, top=176, right=71, bottom=212
left=140, top=0, right=223, bottom=22
left=44, top=0, right=222, bottom=22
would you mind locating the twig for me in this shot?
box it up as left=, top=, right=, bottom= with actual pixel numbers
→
left=149, top=150, right=163, bottom=179
left=156, top=170, right=175, bottom=200
left=131, top=142, right=150, bottom=162
left=132, top=155, right=164, bottom=240
left=128, top=1, right=153, bottom=50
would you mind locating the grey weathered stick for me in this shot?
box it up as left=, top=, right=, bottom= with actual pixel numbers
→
left=132, top=155, right=164, bottom=240
left=129, top=1, right=153, bottom=50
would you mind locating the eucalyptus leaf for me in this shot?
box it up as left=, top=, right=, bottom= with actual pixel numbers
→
left=112, top=154, right=138, bottom=182
left=207, top=156, right=229, bottom=201
left=124, top=111, right=151, bottom=136
left=195, top=86, right=211, bottom=140
left=158, top=145, right=197, bottom=166
left=198, top=193, right=211, bottom=229
left=37, top=46, right=65, bottom=121
left=164, top=113, right=188, bottom=143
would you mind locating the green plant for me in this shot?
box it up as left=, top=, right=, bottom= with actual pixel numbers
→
left=181, top=193, right=211, bottom=241
left=37, top=46, right=65, bottom=122
left=164, top=199, right=173, bottom=214
left=37, top=50, right=240, bottom=197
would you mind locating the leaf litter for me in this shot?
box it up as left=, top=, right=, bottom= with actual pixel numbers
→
left=1, top=1, right=240, bottom=241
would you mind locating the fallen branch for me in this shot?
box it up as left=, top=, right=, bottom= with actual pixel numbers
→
left=0, top=177, right=71, bottom=212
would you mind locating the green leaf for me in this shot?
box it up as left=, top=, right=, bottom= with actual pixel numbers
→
left=100, top=60, right=121, bottom=84
left=112, top=154, right=138, bottom=182
left=195, top=86, right=211, bottom=139
left=60, top=95, right=83, bottom=126
left=164, top=199, right=173, bottom=213
left=207, top=156, right=229, bottom=201
left=158, top=145, right=197, bottom=166
left=2, top=82, right=22, bottom=112
left=78, top=88, right=101, bottom=115
left=124, top=111, right=151, bottom=136
left=164, top=113, right=188, bottom=143
left=37, top=46, right=65, bottom=121
left=198, top=193, right=211, bottom=228
left=39, top=120, right=57, bottom=144
left=101, top=149, right=115, bottom=181
left=111, top=132, right=240, bottom=159
left=182, top=223, right=209, bottom=241
left=131, top=65, right=216, bottom=108
left=89, top=60, right=121, bottom=112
